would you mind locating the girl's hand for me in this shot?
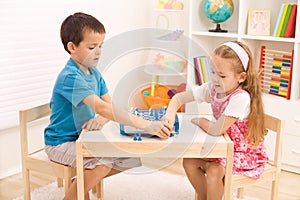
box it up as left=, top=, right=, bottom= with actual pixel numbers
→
left=161, top=114, right=175, bottom=132
left=143, top=121, right=171, bottom=139
left=82, top=115, right=109, bottom=131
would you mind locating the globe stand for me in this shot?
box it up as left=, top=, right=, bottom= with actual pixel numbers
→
left=209, top=23, right=228, bottom=33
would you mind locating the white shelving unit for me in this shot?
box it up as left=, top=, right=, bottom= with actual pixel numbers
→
left=186, top=0, right=300, bottom=173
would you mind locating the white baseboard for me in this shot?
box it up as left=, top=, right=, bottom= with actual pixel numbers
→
left=0, top=165, right=21, bottom=179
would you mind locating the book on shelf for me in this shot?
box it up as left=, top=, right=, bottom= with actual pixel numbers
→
left=204, top=57, right=212, bottom=82
left=193, top=56, right=211, bottom=85
left=276, top=3, right=289, bottom=37
left=194, top=56, right=202, bottom=85
left=273, top=3, right=297, bottom=38
left=273, top=3, right=285, bottom=37
left=284, top=4, right=297, bottom=38
left=280, top=4, right=293, bottom=37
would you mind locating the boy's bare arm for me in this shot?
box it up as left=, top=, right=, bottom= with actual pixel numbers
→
left=100, top=93, right=112, bottom=104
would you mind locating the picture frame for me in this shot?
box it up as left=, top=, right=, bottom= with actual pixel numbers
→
left=247, top=9, right=270, bottom=36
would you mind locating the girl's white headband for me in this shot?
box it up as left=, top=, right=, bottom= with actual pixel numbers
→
left=222, top=42, right=249, bottom=71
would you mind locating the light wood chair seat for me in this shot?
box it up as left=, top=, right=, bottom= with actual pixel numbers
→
left=29, top=149, right=51, bottom=160
left=231, top=163, right=277, bottom=188
left=19, top=103, right=103, bottom=199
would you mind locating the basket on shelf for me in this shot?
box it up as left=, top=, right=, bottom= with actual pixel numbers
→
left=141, top=84, right=186, bottom=112
left=141, top=85, right=173, bottom=109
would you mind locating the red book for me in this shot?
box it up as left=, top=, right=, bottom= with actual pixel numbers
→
left=194, top=57, right=202, bottom=85
left=284, top=4, right=297, bottom=38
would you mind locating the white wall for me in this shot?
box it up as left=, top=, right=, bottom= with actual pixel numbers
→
left=0, top=0, right=153, bottom=178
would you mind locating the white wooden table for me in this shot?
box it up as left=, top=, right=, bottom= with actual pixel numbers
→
left=76, top=113, right=234, bottom=199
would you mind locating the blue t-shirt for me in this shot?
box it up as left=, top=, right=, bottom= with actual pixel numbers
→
left=44, top=58, right=108, bottom=146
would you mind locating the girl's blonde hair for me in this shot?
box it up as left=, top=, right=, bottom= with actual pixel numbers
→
left=214, top=41, right=266, bottom=146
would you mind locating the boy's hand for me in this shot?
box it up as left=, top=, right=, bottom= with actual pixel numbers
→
left=82, top=115, right=109, bottom=131
left=143, top=121, right=171, bottom=139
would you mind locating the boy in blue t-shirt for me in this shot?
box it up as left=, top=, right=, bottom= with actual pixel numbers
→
left=44, top=12, right=171, bottom=200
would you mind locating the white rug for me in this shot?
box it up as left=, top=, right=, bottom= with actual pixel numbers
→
left=14, top=167, right=258, bottom=200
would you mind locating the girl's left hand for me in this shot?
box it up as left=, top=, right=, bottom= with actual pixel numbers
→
left=82, top=115, right=109, bottom=131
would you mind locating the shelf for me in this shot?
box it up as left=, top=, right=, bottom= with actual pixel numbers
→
left=191, top=31, right=238, bottom=38
left=240, top=35, right=296, bottom=43
left=144, top=64, right=187, bottom=76
left=262, top=93, right=290, bottom=103
left=191, top=32, right=296, bottom=43
left=154, top=8, right=184, bottom=12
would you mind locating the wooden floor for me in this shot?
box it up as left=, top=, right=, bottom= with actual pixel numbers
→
left=0, top=169, right=299, bottom=200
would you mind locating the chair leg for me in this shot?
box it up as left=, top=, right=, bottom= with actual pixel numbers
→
left=96, top=180, right=104, bottom=199
left=271, top=179, right=280, bottom=200
left=237, top=188, right=244, bottom=199
left=23, top=169, right=31, bottom=200
left=92, top=186, right=97, bottom=194
left=224, top=187, right=234, bottom=200
left=64, top=168, right=74, bottom=194
left=91, top=180, right=103, bottom=199
left=64, top=177, right=73, bottom=194
left=57, top=177, right=63, bottom=188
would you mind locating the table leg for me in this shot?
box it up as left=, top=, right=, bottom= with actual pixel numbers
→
left=76, top=141, right=84, bottom=200
left=223, top=134, right=234, bottom=200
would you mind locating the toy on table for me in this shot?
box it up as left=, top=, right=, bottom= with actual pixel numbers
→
left=119, top=106, right=179, bottom=141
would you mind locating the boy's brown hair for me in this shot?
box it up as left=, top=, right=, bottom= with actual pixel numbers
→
left=60, top=12, right=105, bottom=54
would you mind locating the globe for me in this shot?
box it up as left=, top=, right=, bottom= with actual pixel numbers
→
left=203, top=0, right=234, bottom=32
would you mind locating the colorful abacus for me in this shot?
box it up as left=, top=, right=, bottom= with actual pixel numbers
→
left=259, top=46, right=294, bottom=99
left=119, top=106, right=179, bottom=141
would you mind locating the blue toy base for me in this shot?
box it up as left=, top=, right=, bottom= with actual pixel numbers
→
left=119, top=108, right=179, bottom=140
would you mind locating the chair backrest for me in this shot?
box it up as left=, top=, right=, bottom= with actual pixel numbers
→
left=264, top=114, right=284, bottom=168
left=19, top=103, right=50, bottom=157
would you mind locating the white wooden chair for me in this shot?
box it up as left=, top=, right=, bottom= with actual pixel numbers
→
left=195, top=114, right=284, bottom=200
left=19, top=103, right=103, bottom=199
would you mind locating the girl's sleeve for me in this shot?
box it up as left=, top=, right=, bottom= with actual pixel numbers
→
left=223, top=92, right=250, bottom=120
left=192, top=82, right=212, bottom=104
